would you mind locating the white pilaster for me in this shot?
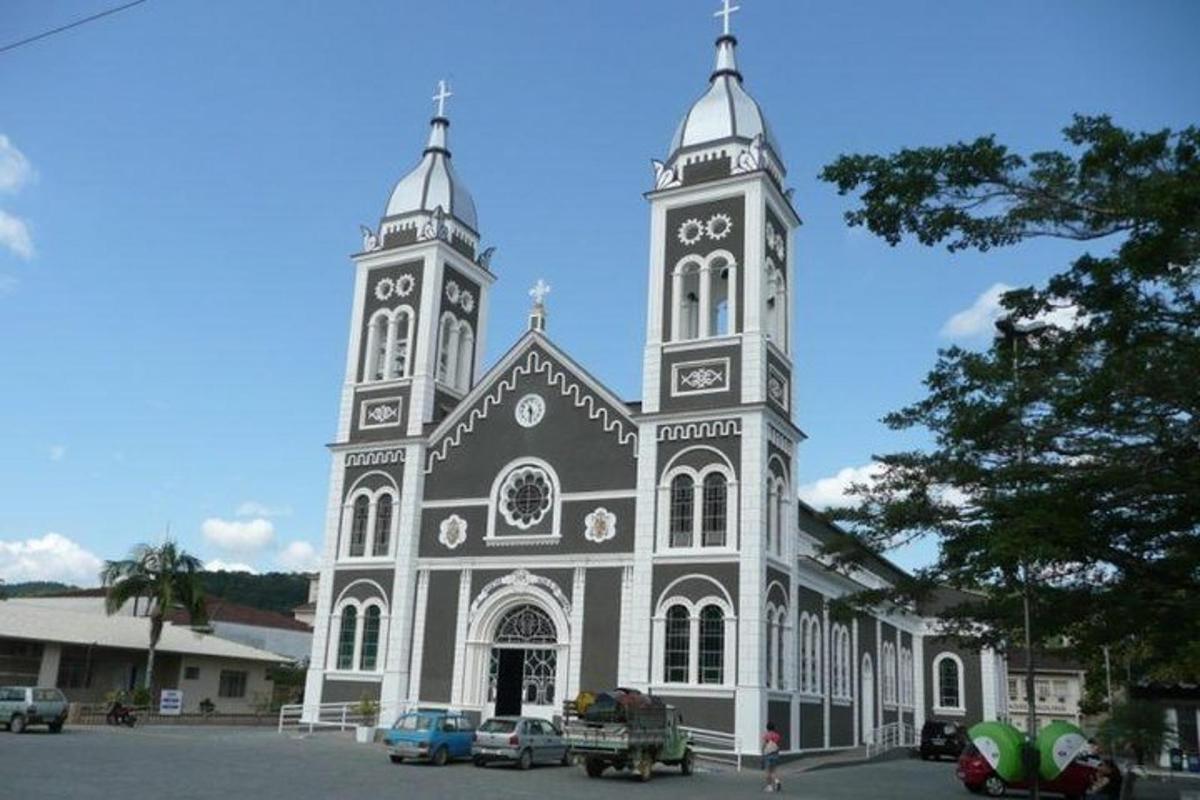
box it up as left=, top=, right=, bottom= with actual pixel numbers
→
left=37, top=642, right=62, bottom=687
left=450, top=569, right=472, bottom=704
left=822, top=600, right=831, bottom=749
left=405, top=568, right=430, bottom=704
left=379, top=442, right=426, bottom=721
left=734, top=413, right=766, bottom=753
left=851, top=617, right=860, bottom=745
left=980, top=647, right=998, bottom=721
left=566, top=568, right=586, bottom=702
left=623, top=422, right=660, bottom=687
left=914, top=633, right=927, bottom=733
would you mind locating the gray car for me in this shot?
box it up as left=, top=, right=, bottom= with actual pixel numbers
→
left=472, top=716, right=571, bottom=770
left=1, top=686, right=68, bottom=733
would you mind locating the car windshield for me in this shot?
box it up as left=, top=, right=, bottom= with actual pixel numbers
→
left=393, top=714, right=435, bottom=731
left=480, top=719, right=517, bottom=733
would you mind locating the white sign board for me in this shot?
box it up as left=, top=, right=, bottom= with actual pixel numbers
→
left=159, top=689, right=183, bottom=716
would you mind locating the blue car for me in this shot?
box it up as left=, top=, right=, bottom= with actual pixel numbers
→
left=384, top=710, right=476, bottom=766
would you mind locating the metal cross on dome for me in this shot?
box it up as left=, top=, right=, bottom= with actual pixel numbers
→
left=529, top=279, right=551, bottom=306
left=714, top=0, right=740, bottom=35
left=432, top=79, right=453, bottom=117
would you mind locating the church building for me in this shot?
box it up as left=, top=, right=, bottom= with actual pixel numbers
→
left=303, top=4, right=1009, bottom=755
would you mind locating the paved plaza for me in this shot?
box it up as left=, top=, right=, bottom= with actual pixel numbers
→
left=5, top=725, right=1186, bottom=799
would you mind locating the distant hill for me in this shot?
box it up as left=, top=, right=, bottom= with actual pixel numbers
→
left=1, top=571, right=310, bottom=615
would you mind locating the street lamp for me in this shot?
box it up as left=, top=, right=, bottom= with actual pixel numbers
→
left=995, top=315, right=1049, bottom=800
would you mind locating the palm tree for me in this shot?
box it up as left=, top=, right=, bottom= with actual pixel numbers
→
left=101, top=540, right=207, bottom=690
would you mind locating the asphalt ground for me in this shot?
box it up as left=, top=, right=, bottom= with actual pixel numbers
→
left=0, top=725, right=1183, bottom=799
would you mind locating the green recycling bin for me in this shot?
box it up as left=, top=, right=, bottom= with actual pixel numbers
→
left=968, top=721, right=1025, bottom=783
left=1036, top=720, right=1088, bottom=781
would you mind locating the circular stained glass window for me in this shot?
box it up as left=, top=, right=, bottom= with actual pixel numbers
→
left=499, top=466, right=553, bottom=530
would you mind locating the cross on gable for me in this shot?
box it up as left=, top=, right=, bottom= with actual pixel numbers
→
left=432, top=79, right=453, bottom=117
left=714, top=0, right=740, bottom=36
left=530, top=279, right=551, bottom=306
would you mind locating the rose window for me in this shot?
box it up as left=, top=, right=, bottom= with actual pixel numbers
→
left=677, top=218, right=704, bottom=246
left=499, top=466, right=553, bottom=529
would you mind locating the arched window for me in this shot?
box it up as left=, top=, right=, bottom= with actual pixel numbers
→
left=675, top=263, right=701, bottom=341
left=367, top=312, right=389, bottom=381
left=436, top=314, right=457, bottom=384
left=765, top=607, right=775, bottom=689
left=775, top=609, right=787, bottom=690
left=663, top=605, right=690, bottom=683
left=765, top=262, right=787, bottom=348
left=495, top=604, right=557, bottom=644
left=349, top=495, right=369, bottom=557
left=669, top=475, right=694, bottom=548
left=336, top=606, right=357, bottom=670
left=799, top=613, right=821, bottom=695
left=708, top=255, right=733, bottom=337
left=390, top=308, right=412, bottom=378
left=701, top=473, right=727, bottom=547
left=698, top=604, right=725, bottom=684
left=359, top=605, right=381, bottom=670
left=766, top=482, right=777, bottom=554
left=935, top=653, right=964, bottom=711
left=455, top=323, right=474, bottom=391
left=372, top=494, right=392, bottom=557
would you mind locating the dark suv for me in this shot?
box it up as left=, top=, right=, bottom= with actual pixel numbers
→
left=919, top=720, right=967, bottom=761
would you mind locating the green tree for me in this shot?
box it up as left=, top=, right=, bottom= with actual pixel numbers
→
left=1099, top=700, right=1176, bottom=765
left=817, top=116, right=1200, bottom=680
left=101, top=540, right=208, bottom=689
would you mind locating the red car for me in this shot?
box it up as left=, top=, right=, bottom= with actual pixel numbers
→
left=956, top=744, right=1112, bottom=799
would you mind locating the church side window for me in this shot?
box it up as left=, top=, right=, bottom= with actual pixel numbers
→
left=336, top=606, right=357, bottom=670
left=669, top=475, right=694, bottom=548
left=368, top=312, right=389, bottom=381
left=934, top=652, right=964, bottom=711
left=391, top=308, right=412, bottom=379
left=349, top=496, right=369, bottom=557
left=701, top=473, right=727, bottom=547
left=882, top=641, right=897, bottom=706
left=436, top=314, right=458, bottom=384
left=765, top=607, right=775, bottom=689
left=765, top=262, right=787, bottom=349
left=663, top=605, right=690, bottom=683
left=698, top=605, right=725, bottom=684
left=708, top=255, right=734, bottom=337
left=359, top=605, right=381, bottom=671
left=674, top=263, right=701, bottom=341
left=455, top=322, right=474, bottom=391
left=776, top=609, right=787, bottom=691
left=372, top=494, right=392, bottom=557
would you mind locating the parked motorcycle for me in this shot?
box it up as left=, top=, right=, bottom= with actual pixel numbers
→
left=105, top=700, right=137, bottom=727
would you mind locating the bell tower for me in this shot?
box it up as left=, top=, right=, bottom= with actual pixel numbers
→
left=627, top=0, right=804, bottom=752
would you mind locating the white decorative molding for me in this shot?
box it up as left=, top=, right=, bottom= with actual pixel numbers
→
left=652, top=159, right=682, bottom=190
left=373, top=277, right=394, bottom=300
left=671, top=356, right=731, bottom=396
left=656, top=418, right=741, bottom=442
left=427, top=350, right=638, bottom=471
left=731, top=132, right=767, bottom=175
left=768, top=425, right=794, bottom=456
left=344, top=448, right=406, bottom=467
left=584, top=507, right=617, bottom=543
left=358, top=396, right=403, bottom=430
left=497, top=465, right=553, bottom=530
left=459, top=289, right=474, bottom=313
left=706, top=212, right=733, bottom=240
left=395, top=273, right=415, bottom=297
left=469, top=569, right=571, bottom=616
left=768, top=364, right=790, bottom=411
left=438, top=514, right=467, bottom=550
left=444, top=279, right=460, bottom=303
left=677, top=217, right=704, bottom=246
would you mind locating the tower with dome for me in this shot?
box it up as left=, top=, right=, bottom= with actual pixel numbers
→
left=303, top=2, right=1009, bottom=756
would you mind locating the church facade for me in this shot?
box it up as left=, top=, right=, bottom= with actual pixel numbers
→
left=303, top=10, right=1008, bottom=755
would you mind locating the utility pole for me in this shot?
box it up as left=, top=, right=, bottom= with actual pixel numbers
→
left=996, top=316, right=1048, bottom=800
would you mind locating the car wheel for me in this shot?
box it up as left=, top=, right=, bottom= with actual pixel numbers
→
left=517, top=748, right=533, bottom=770
left=636, top=758, right=653, bottom=782
left=983, top=775, right=1006, bottom=797
left=473, top=755, right=486, bottom=767
left=10, top=715, right=25, bottom=734
left=49, top=721, right=63, bottom=734
left=389, top=755, right=403, bottom=764
left=681, top=748, right=694, bottom=776
left=432, top=746, right=448, bottom=767
left=560, top=748, right=572, bottom=767
left=585, top=757, right=606, bottom=778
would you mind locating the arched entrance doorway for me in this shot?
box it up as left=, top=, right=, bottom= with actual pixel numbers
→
left=861, top=653, right=875, bottom=744
left=488, top=604, right=559, bottom=718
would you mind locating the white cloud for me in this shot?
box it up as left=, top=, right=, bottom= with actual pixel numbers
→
left=941, top=282, right=1014, bottom=339
left=236, top=501, right=292, bottom=518
left=48, top=444, right=66, bottom=461
left=798, top=462, right=884, bottom=510
left=201, top=517, right=275, bottom=552
left=942, top=282, right=1087, bottom=341
left=0, top=210, right=33, bottom=260
left=0, top=136, right=33, bottom=193
left=0, top=532, right=103, bottom=585
left=276, top=541, right=320, bottom=572
left=203, top=559, right=258, bottom=574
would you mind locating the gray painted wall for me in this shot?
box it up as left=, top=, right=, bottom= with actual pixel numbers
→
left=420, top=570, right=460, bottom=703
left=579, top=568, right=623, bottom=692
left=799, top=700, right=823, bottom=749
left=655, top=694, right=734, bottom=733
left=323, top=678, right=381, bottom=704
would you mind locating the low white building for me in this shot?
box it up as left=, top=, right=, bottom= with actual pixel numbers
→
left=1006, top=648, right=1087, bottom=732
left=0, top=602, right=285, bottom=714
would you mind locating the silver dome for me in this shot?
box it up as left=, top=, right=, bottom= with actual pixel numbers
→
left=384, top=116, right=479, bottom=233
left=667, top=35, right=782, bottom=164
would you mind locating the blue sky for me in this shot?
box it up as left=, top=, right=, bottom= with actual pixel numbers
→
left=1, top=0, right=1196, bottom=584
